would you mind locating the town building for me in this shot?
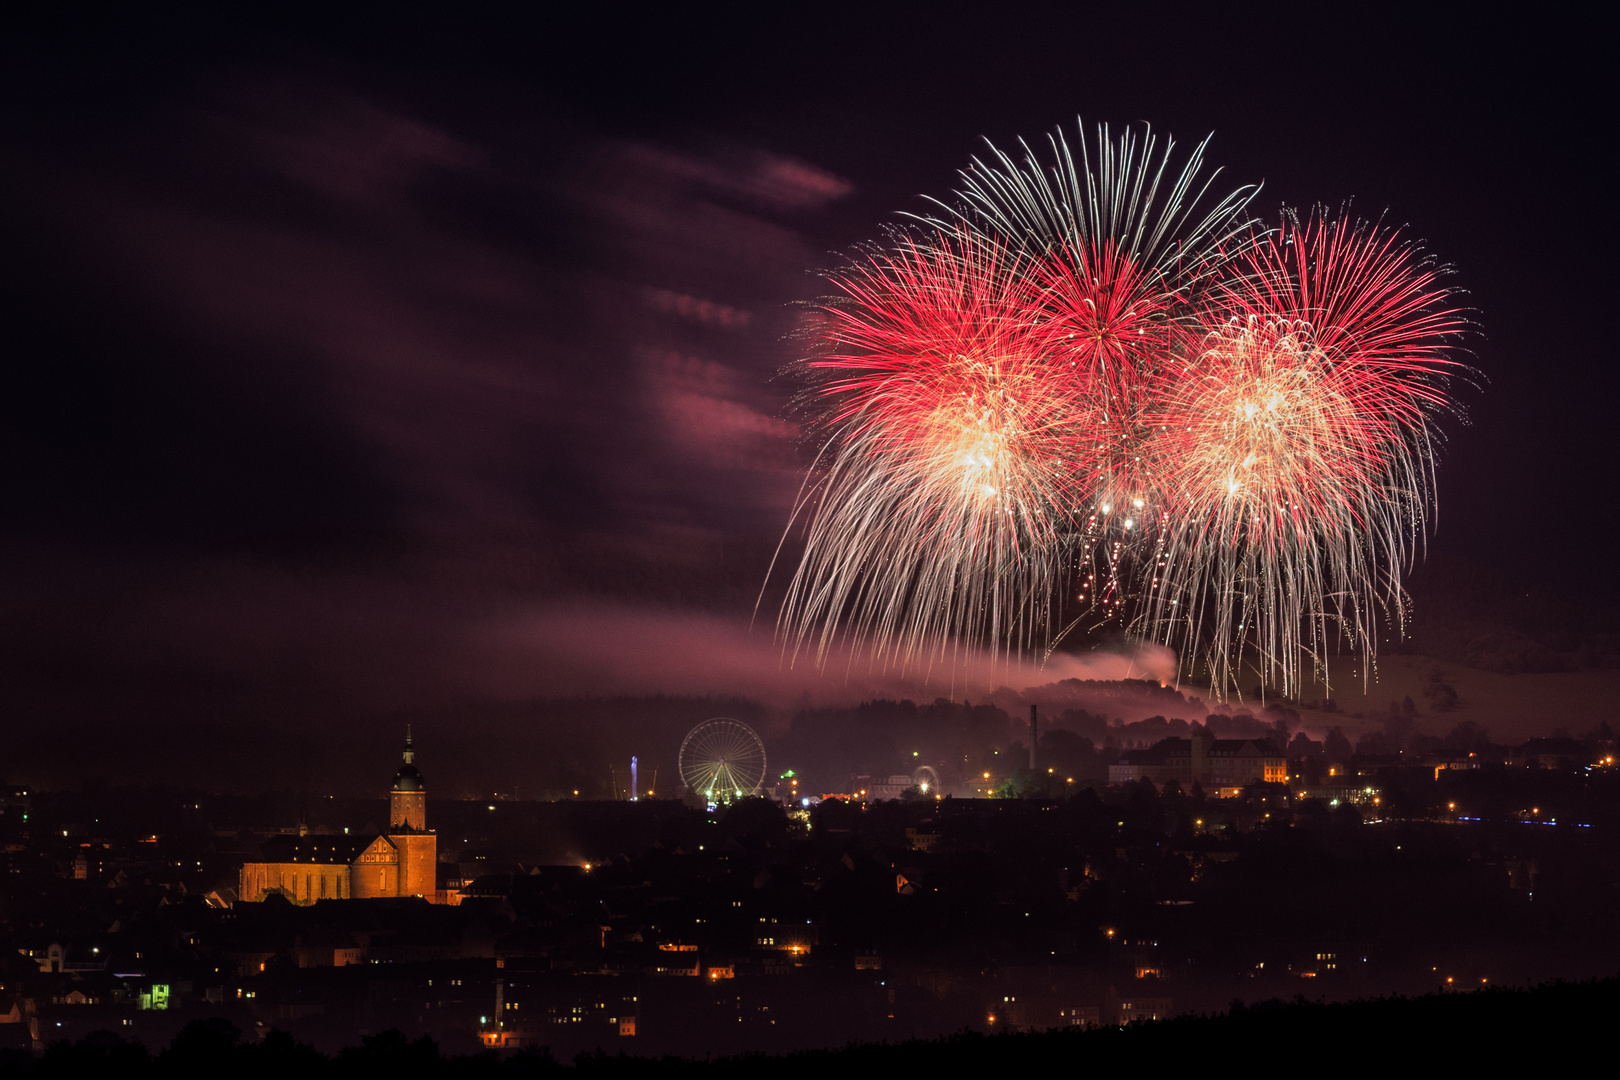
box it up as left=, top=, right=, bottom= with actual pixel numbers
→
left=239, top=729, right=440, bottom=904
left=1108, top=732, right=1286, bottom=793
left=1509, top=738, right=1591, bottom=769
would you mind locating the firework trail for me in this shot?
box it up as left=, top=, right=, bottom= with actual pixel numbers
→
left=775, top=121, right=1467, bottom=697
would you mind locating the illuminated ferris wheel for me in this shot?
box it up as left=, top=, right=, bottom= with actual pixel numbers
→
left=678, top=718, right=767, bottom=804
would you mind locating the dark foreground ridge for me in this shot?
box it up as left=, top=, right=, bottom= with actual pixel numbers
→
left=4, top=977, right=1616, bottom=1076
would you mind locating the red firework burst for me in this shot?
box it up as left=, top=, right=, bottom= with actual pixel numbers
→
left=812, top=228, right=1084, bottom=522
left=1139, top=210, right=1468, bottom=692
left=776, top=229, right=1081, bottom=665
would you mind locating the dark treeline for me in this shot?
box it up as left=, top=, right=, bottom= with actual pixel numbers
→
left=5, top=978, right=1617, bottom=1076
left=8, top=686, right=1297, bottom=807
left=773, top=693, right=1286, bottom=793
left=390, top=684, right=1289, bottom=801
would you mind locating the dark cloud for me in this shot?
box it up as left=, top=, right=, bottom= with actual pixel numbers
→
left=0, top=65, right=859, bottom=783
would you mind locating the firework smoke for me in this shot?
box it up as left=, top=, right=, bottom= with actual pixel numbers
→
left=776, top=121, right=1467, bottom=698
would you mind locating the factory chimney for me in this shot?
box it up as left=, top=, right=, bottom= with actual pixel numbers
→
left=1030, top=704, right=1038, bottom=772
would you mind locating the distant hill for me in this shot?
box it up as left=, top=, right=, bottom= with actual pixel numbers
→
left=1296, top=652, right=1620, bottom=746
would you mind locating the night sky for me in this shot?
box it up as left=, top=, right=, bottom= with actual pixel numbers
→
left=2, top=5, right=1614, bottom=788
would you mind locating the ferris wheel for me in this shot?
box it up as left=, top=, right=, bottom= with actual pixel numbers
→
left=679, top=718, right=767, bottom=804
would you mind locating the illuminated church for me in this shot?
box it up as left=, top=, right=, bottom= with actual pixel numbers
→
left=239, top=729, right=440, bottom=904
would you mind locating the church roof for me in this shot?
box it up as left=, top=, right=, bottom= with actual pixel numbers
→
left=257, top=834, right=374, bottom=865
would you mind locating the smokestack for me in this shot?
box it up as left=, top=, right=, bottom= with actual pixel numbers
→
left=1030, top=704, right=1038, bottom=772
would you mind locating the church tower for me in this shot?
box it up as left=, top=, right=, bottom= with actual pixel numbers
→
left=386, top=725, right=436, bottom=898
left=390, top=725, right=427, bottom=830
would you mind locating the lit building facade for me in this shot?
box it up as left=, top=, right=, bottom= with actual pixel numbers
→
left=239, top=729, right=439, bottom=903
left=1109, top=733, right=1286, bottom=792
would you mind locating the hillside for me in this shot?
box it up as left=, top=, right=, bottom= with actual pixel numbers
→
left=1294, top=653, right=1620, bottom=744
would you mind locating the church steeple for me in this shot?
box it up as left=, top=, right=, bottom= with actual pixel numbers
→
left=389, top=725, right=426, bottom=831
